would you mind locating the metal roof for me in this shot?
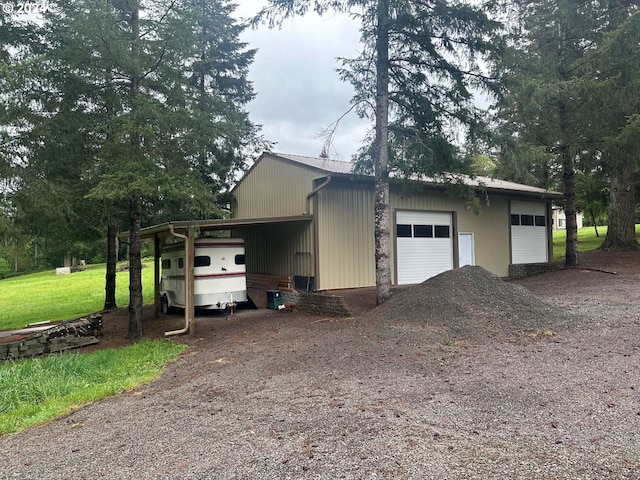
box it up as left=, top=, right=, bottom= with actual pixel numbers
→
left=414, top=172, right=562, bottom=196
left=268, top=152, right=562, bottom=198
left=273, top=152, right=355, bottom=174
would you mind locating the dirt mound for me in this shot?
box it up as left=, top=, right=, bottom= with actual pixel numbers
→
left=363, top=265, right=573, bottom=343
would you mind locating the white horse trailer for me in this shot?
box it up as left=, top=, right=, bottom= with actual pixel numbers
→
left=160, top=238, right=247, bottom=313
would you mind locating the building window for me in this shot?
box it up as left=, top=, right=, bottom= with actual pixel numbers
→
left=558, top=218, right=566, bottom=228
left=235, top=254, right=245, bottom=265
left=434, top=225, right=450, bottom=238
left=161, top=259, right=171, bottom=270
left=414, top=224, right=433, bottom=238
left=512, top=213, right=546, bottom=227
left=398, top=223, right=450, bottom=238
left=178, top=258, right=184, bottom=269
left=194, top=256, right=211, bottom=267
left=397, top=224, right=412, bottom=237
left=520, top=214, right=534, bottom=226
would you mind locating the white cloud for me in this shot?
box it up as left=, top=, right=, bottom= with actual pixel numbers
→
left=236, top=4, right=369, bottom=160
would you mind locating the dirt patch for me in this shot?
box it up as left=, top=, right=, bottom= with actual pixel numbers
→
left=77, top=306, right=177, bottom=352
left=91, top=248, right=640, bottom=352
left=571, top=248, right=640, bottom=275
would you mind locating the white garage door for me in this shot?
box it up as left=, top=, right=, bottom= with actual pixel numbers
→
left=511, top=201, right=548, bottom=264
left=396, top=210, right=453, bottom=285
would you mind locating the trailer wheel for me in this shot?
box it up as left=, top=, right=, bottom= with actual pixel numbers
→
left=224, top=303, right=236, bottom=318
left=161, top=294, right=171, bottom=314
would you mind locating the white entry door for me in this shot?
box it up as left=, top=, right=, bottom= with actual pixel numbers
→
left=458, top=232, right=475, bottom=267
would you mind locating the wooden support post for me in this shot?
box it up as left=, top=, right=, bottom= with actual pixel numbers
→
left=154, top=234, right=161, bottom=318
left=186, top=227, right=196, bottom=335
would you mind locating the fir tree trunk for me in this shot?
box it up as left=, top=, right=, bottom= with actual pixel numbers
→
left=374, top=0, right=391, bottom=306
left=561, top=134, right=579, bottom=267
left=557, top=21, right=579, bottom=268
left=104, top=220, right=118, bottom=310
left=126, top=0, right=144, bottom=339
left=601, top=168, right=639, bottom=250
left=127, top=195, right=143, bottom=339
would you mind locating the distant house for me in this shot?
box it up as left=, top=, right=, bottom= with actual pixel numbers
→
left=552, top=208, right=584, bottom=230
left=230, top=152, right=562, bottom=290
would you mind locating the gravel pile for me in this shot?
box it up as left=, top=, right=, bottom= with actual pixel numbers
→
left=366, top=265, right=573, bottom=342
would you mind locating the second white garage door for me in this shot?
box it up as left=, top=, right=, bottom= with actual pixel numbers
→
left=396, top=210, right=453, bottom=285
left=511, top=201, right=548, bottom=264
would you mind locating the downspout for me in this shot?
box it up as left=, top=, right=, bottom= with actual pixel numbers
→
left=164, top=224, right=191, bottom=337
left=305, top=176, right=332, bottom=215
left=305, top=176, right=331, bottom=291
left=546, top=200, right=553, bottom=263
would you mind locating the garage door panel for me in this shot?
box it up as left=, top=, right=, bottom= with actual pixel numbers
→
left=512, top=227, right=547, bottom=263
left=511, top=202, right=548, bottom=264
left=397, top=211, right=453, bottom=285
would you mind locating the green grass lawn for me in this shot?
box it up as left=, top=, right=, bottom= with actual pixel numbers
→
left=552, top=224, right=640, bottom=261
left=0, top=260, right=182, bottom=436
left=0, top=338, right=187, bottom=434
left=0, top=261, right=155, bottom=331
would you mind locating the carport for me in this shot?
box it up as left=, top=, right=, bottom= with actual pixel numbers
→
left=137, top=215, right=312, bottom=335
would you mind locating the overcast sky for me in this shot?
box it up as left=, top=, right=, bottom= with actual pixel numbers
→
left=234, top=3, right=368, bottom=161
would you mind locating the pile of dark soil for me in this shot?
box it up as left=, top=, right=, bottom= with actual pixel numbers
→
left=364, top=265, right=573, bottom=343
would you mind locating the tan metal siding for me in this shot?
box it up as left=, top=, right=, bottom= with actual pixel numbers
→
left=316, top=183, right=375, bottom=290
left=391, top=190, right=511, bottom=278
left=232, top=154, right=538, bottom=290
left=315, top=183, right=513, bottom=289
left=235, top=222, right=314, bottom=279
left=233, top=155, right=321, bottom=218
left=457, top=197, right=510, bottom=276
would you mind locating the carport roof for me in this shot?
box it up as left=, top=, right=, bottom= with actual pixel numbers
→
left=133, top=215, right=312, bottom=239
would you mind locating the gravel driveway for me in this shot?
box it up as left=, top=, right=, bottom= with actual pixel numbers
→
left=1, top=251, right=640, bottom=479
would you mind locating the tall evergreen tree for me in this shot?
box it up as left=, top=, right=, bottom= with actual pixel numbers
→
left=66, top=0, right=260, bottom=337
left=1, top=0, right=263, bottom=337
left=497, top=1, right=639, bottom=258
left=1, top=10, right=57, bottom=271
left=257, top=0, right=500, bottom=305
left=582, top=6, right=640, bottom=250
left=496, top=0, right=603, bottom=267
